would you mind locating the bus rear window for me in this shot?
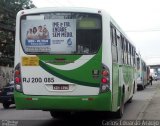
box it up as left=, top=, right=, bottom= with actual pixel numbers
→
left=20, top=12, right=102, bottom=54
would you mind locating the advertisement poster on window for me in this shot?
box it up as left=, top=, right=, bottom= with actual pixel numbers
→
left=21, top=18, right=76, bottom=53
left=51, top=19, right=76, bottom=54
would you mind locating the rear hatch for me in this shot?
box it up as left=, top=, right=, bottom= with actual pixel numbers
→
left=20, top=11, right=102, bottom=96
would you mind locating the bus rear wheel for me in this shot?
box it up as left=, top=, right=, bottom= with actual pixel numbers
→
left=127, top=96, right=133, bottom=103
left=115, top=100, right=124, bottom=118
left=115, top=87, right=124, bottom=118
left=141, top=85, right=145, bottom=90
left=50, top=111, right=71, bottom=119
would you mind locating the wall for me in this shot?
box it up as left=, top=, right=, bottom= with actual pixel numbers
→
left=0, top=66, right=14, bottom=88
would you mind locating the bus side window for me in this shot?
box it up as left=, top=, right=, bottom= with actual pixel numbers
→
left=137, top=57, right=140, bottom=70
left=128, top=43, right=131, bottom=65
left=126, top=40, right=129, bottom=65
left=111, top=26, right=117, bottom=46
left=110, top=25, right=118, bottom=63
left=130, top=45, right=133, bottom=66
left=133, top=49, right=136, bottom=66
left=116, top=30, right=122, bottom=64
left=127, top=41, right=130, bottom=65
left=124, top=39, right=127, bottom=64
left=131, top=46, right=134, bottom=66
left=143, top=63, right=146, bottom=71
left=121, top=36, right=125, bottom=64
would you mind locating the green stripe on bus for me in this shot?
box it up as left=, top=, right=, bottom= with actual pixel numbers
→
left=39, top=48, right=102, bottom=87
left=38, top=55, right=82, bottom=65
left=39, top=60, right=99, bottom=87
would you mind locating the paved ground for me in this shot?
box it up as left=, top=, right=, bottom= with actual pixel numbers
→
left=122, top=81, right=157, bottom=120
left=142, top=81, right=160, bottom=120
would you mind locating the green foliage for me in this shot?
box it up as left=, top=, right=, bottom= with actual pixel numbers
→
left=0, top=0, right=36, bottom=67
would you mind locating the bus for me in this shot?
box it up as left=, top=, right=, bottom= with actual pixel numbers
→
left=136, top=53, right=148, bottom=90
left=14, top=7, right=137, bottom=118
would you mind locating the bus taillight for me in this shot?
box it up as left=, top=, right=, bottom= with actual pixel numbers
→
left=101, top=77, right=108, bottom=83
left=14, top=63, right=23, bottom=92
left=15, top=77, right=21, bottom=84
left=102, top=70, right=109, bottom=76
left=15, top=70, right=20, bottom=76
left=100, top=64, right=110, bottom=93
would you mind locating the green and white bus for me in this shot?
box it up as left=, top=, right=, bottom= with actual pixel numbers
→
left=136, top=54, right=147, bottom=90
left=14, top=7, right=136, bottom=118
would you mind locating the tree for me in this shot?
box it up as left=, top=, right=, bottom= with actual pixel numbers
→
left=0, top=0, right=36, bottom=67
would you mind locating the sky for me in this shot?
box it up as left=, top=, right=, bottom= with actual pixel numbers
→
left=32, top=0, right=160, bottom=65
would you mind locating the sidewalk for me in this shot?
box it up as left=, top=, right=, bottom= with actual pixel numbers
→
left=141, top=81, right=160, bottom=120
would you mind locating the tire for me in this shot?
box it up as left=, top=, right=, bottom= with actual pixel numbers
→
left=128, top=83, right=135, bottom=103
left=115, top=86, right=124, bottom=118
left=50, top=111, right=71, bottom=119
left=137, top=85, right=143, bottom=91
left=115, top=99, right=124, bottom=118
left=141, top=85, right=144, bottom=90
left=133, top=83, right=135, bottom=94
left=127, top=96, right=133, bottom=103
left=3, top=103, right=10, bottom=109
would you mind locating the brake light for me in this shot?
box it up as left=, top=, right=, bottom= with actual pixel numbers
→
left=15, top=77, right=21, bottom=84
left=14, top=63, right=22, bottom=92
left=101, top=77, right=108, bottom=83
left=100, top=64, right=110, bottom=93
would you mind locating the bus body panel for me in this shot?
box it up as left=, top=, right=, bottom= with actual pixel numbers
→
left=136, top=54, right=147, bottom=89
left=16, top=9, right=103, bottom=96
left=112, top=63, right=119, bottom=111
left=14, top=7, right=136, bottom=114
left=20, top=54, right=102, bottom=96
left=123, top=66, right=135, bottom=102
left=109, top=16, right=136, bottom=111
left=14, top=91, right=112, bottom=111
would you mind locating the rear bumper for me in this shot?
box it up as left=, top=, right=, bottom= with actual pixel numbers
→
left=14, top=91, right=112, bottom=111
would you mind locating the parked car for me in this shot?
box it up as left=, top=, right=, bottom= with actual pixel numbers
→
left=0, top=81, right=15, bottom=109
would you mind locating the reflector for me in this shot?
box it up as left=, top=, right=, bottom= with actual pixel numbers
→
left=15, top=77, right=21, bottom=84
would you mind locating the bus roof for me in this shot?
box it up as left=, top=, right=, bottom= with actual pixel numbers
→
left=18, top=7, right=102, bottom=15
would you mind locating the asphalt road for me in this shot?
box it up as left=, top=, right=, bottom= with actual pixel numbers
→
left=0, top=81, right=159, bottom=126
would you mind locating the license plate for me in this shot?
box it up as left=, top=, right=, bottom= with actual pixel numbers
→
left=53, top=84, right=69, bottom=90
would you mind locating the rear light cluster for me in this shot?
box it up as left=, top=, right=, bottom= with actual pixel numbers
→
left=100, top=64, right=110, bottom=93
left=14, top=63, right=22, bottom=92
